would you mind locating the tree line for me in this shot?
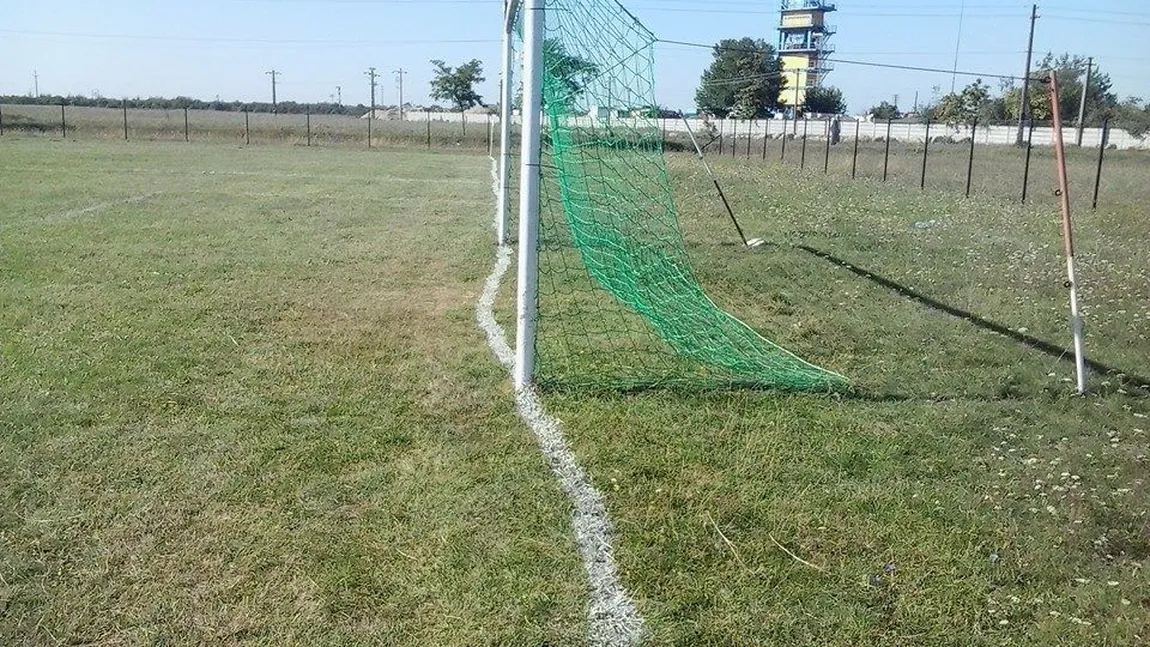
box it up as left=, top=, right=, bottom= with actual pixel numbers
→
left=690, top=38, right=1148, bottom=138
left=899, top=54, right=1149, bottom=136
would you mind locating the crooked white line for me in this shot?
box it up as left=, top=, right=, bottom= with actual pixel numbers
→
left=37, top=192, right=162, bottom=226
left=476, top=158, right=646, bottom=647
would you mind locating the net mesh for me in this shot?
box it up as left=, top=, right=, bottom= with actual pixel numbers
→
left=519, top=0, right=847, bottom=391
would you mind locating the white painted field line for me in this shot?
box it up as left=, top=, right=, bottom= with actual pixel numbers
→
left=477, top=158, right=646, bottom=647
left=37, top=192, right=163, bottom=226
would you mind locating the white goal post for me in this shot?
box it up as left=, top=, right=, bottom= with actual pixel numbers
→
left=501, top=0, right=545, bottom=391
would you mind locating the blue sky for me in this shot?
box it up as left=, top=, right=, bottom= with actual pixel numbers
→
left=2, top=0, right=1147, bottom=114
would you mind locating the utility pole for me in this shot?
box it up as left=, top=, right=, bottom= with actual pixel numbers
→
left=951, top=0, right=966, bottom=93
left=266, top=69, right=280, bottom=113
left=366, top=67, right=378, bottom=147
left=33, top=69, right=39, bottom=98
left=1015, top=3, right=1038, bottom=146
left=394, top=68, right=407, bottom=120
left=366, top=67, right=378, bottom=117
left=913, top=91, right=919, bottom=113
left=1075, top=56, right=1093, bottom=147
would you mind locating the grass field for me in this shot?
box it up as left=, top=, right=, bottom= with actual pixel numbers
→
left=0, top=104, right=496, bottom=149
left=2, top=135, right=1148, bottom=646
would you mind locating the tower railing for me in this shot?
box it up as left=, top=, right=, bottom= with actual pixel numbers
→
left=780, top=0, right=836, bottom=12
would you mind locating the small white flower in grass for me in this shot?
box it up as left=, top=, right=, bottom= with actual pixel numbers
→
left=1121, top=598, right=1131, bottom=606
left=998, top=619, right=1010, bottom=626
left=1046, top=505, right=1057, bottom=515
left=1049, top=610, right=1061, bottom=617
left=1069, top=617, right=1092, bottom=626
left=1108, top=581, right=1119, bottom=586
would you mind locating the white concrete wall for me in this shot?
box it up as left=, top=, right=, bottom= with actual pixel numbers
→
left=404, top=112, right=1148, bottom=150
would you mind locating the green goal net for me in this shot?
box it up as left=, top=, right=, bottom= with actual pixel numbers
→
left=519, top=0, right=847, bottom=391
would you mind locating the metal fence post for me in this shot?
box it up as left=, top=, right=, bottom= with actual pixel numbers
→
left=762, top=120, right=769, bottom=160
left=800, top=118, right=808, bottom=169
left=122, top=99, right=128, bottom=140
left=184, top=107, right=190, bottom=142
left=1021, top=118, right=1035, bottom=203
left=0, top=104, right=4, bottom=136
left=1092, top=118, right=1109, bottom=209
left=780, top=118, right=787, bottom=162
left=920, top=119, right=931, bottom=190
left=306, top=106, right=311, bottom=147
left=822, top=119, right=831, bottom=173
left=851, top=119, right=860, bottom=179
left=718, top=118, right=724, bottom=156
left=965, top=119, right=977, bottom=197
left=244, top=107, right=250, bottom=145
left=427, top=111, right=432, bottom=149
left=60, top=103, right=66, bottom=137
left=882, top=118, right=892, bottom=182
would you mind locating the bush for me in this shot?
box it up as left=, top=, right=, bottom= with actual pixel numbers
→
left=3, top=114, right=54, bottom=133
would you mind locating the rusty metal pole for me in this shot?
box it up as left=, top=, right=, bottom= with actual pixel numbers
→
left=1048, top=72, right=1087, bottom=394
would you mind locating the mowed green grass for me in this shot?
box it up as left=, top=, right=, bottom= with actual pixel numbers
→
left=2, top=137, right=1148, bottom=647
left=0, top=140, right=586, bottom=646
left=544, top=149, right=1149, bottom=646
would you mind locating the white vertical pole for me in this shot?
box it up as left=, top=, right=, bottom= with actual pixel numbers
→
left=1048, top=72, right=1087, bottom=394
left=514, top=0, right=544, bottom=390
left=497, top=1, right=517, bottom=246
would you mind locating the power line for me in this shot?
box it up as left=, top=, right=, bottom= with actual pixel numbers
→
left=0, top=28, right=497, bottom=46
left=657, top=38, right=1034, bottom=82
left=1043, top=14, right=1150, bottom=26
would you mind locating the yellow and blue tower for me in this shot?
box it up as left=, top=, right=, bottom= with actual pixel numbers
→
left=778, top=0, right=836, bottom=111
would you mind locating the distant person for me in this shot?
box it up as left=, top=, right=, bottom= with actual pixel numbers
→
left=830, top=115, right=842, bottom=145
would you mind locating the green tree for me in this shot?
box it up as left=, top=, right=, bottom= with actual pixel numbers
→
left=543, top=39, right=599, bottom=109
left=1112, top=96, right=1150, bottom=138
left=868, top=101, right=899, bottom=120
left=803, top=86, right=846, bottom=114
left=934, top=79, right=991, bottom=125
left=1004, top=53, right=1117, bottom=124
left=429, top=59, right=485, bottom=111
left=695, top=38, right=784, bottom=119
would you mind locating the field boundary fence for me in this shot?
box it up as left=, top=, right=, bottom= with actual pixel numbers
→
left=0, top=103, right=503, bottom=153
left=2, top=103, right=1144, bottom=209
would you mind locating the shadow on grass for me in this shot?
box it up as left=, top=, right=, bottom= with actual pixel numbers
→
left=796, top=244, right=1150, bottom=396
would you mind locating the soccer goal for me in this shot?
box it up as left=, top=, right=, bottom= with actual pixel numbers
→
left=498, top=0, right=848, bottom=392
